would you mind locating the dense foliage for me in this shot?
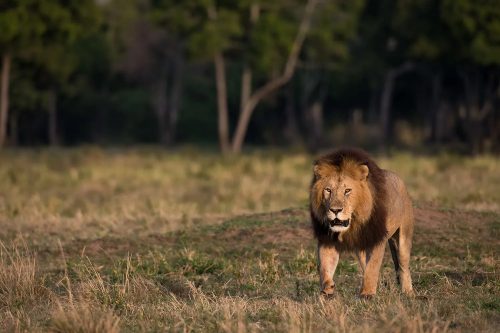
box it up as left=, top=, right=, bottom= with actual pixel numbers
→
left=0, top=0, right=499, bottom=153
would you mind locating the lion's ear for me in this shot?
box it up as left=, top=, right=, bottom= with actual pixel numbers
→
left=358, top=164, right=369, bottom=181
left=313, top=163, right=324, bottom=178
left=313, top=162, right=336, bottom=179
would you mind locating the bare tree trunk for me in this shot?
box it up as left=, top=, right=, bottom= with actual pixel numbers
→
left=239, top=2, right=259, bottom=115
left=48, top=89, right=60, bottom=146
left=459, top=69, right=497, bottom=154
left=214, top=53, right=230, bottom=153
left=368, top=84, right=379, bottom=123
left=9, top=111, right=17, bottom=146
left=300, top=69, right=316, bottom=136
left=207, top=5, right=230, bottom=153
left=492, top=108, right=500, bottom=152
left=492, top=85, right=500, bottom=152
left=299, top=68, right=327, bottom=151
left=379, top=73, right=394, bottom=143
left=283, top=84, right=300, bottom=145
left=350, top=109, right=364, bottom=144
left=230, top=0, right=319, bottom=153
left=379, top=62, right=414, bottom=145
left=165, top=52, right=183, bottom=146
left=429, top=73, right=442, bottom=142
left=240, top=2, right=259, bottom=113
left=152, top=76, right=168, bottom=145
left=307, top=101, right=323, bottom=151
left=240, top=66, right=252, bottom=115
left=306, top=79, right=327, bottom=151
left=0, top=53, right=11, bottom=148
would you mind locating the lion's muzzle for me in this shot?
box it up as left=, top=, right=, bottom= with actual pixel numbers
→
left=329, top=218, right=350, bottom=228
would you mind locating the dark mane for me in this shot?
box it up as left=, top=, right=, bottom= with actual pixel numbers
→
left=310, top=148, right=388, bottom=251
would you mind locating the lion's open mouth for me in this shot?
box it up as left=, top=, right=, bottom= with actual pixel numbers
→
left=329, top=218, right=350, bottom=228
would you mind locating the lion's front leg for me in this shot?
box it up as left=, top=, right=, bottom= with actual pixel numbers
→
left=359, top=241, right=386, bottom=298
left=317, top=241, right=340, bottom=295
left=356, top=249, right=366, bottom=273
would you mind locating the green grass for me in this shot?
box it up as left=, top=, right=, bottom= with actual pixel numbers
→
left=0, top=148, right=499, bottom=332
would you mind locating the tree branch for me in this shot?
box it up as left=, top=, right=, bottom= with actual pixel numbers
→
left=249, top=0, right=319, bottom=107
left=231, top=0, right=319, bottom=152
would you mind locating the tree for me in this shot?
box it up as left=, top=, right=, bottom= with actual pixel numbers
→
left=393, top=0, right=455, bottom=144
left=442, top=0, right=500, bottom=153
left=393, top=0, right=500, bottom=152
left=34, top=2, right=99, bottom=145
left=188, top=0, right=319, bottom=153
left=0, top=0, right=99, bottom=147
left=105, top=0, right=192, bottom=146
left=0, top=0, right=44, bottom=147
left=187, top=0, right=242, bottom=152
left=150, top=0, right=208, bottom=146
left=353, top=0, right=411, bottom=145
left=297, top=0, right=364, bottom=150
left=231, top=0, right=319, bottom=153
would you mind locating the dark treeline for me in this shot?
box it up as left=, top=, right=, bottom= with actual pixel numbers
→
left=1, top=0, right=499, bottom=154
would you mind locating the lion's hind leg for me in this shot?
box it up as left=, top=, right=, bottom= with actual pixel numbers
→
left=388, top=230, right=401, bottom=285
left=396, top=224, right=414, bottom=295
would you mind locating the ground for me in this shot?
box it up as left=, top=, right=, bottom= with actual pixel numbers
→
left=0, top=148, right=499, bottom=332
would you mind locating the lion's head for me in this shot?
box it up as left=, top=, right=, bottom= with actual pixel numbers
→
left=310, top=159, right=373, bottom=232
left=310, top=148, right=388, bottom=250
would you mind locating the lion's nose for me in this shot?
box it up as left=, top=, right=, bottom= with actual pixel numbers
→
left=330, top=207, right=343, bottom=215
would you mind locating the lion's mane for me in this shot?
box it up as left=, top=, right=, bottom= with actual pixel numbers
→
left=310, top=148, right=388, bottom=251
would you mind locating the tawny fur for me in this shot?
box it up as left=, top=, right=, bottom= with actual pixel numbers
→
left=310, top=148, right=414, bottom=297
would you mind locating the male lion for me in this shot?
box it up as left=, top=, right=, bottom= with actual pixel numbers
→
left=310, top=148, right=414, bottom=297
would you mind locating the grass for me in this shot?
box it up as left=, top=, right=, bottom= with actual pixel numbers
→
left=0, top=147, right=498, bottom=332
left=50, top=302, right=120, bottom=333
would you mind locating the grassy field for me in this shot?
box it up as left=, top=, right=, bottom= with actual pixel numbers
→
left=0, top=148, right=499, bottom=332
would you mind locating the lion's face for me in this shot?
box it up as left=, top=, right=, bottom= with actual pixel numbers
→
left=311, top=161, right=372, bottom=233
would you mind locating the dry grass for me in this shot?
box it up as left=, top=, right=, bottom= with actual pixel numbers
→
left=0, top=241, right=44, bottom=311
left=0, top=148, right=498, bottom=332
left=49, top=302, right=120, bottom=333
left=0, top=241, right=47, bottom=332
left=0, top=148, right=498, bottom=241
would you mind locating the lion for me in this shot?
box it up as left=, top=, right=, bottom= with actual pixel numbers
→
left=310, top=148, right=414, bottom=297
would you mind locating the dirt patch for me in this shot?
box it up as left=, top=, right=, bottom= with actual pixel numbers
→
left=414, top=203, right=486, bottom=231
left=206, top=209, right=312, bottom=251
left=208, top=204, right=497, bottom=252
left=78, top=238, right=139, bottom=258
left=414, top=206, right=452, bottom=230
left=215, top=221, right=312, bottom=249
left=43, top=204, right=497, bottom=262
left=442, top=271, right=496, bottom=286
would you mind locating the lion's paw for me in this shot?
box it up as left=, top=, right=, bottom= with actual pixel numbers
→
left=321, top=283, right=335, bottom=296
left=359, top=292, right=375, bottom=300
left=402, top=288, right=415, bottom=297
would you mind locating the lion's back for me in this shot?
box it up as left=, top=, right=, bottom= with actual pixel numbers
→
left=383, top=169, right=414, bottom=235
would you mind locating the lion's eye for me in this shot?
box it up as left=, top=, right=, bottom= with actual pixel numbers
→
left=344, top=188, right=351, bottom=196
left=325, top=188, right=331, bottom=193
